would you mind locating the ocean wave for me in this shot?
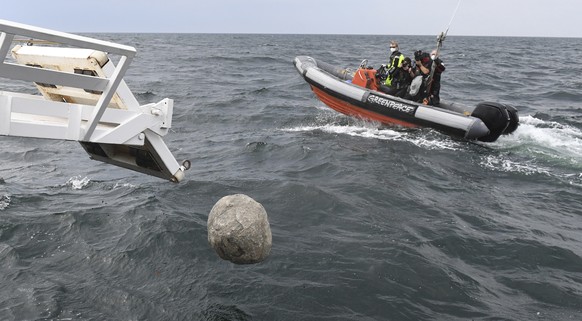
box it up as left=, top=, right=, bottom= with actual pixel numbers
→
left=540, top=90, right=582, bottom=102
left=3, top=33, right=582, bottom=321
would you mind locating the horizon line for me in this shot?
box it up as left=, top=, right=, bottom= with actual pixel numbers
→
left=66, top=31, right=582, bottom=39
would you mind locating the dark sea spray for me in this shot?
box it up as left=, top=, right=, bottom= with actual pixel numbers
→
left=0, top=34, right=582, bottom=320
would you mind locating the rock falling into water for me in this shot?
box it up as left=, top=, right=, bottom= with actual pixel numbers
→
left=208, top=194, right=272, bottom=264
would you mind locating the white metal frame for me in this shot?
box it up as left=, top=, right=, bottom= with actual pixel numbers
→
left=0, top=19, right=189, bottom=182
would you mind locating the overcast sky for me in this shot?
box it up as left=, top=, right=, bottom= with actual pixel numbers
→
left=3, top=0, right=581, bottom=37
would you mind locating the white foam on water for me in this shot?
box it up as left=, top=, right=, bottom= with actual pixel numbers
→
left=480, top=155, right=551, bottom=176
left=285, top=123, right=402, bottom=139
left=406, top=134, right=462, bottom=151
left=113, top=182, right=136, bottom=189
left=286, top=113, right=581, bottom=181
left=481, top=115, right=582, bottom=181
left=283, top=118, right=461, bottom=151
left=495, top=115, right=582, bottom=161
left=66, top=176, right=91, bottom=190
left=0, top=194, right=11, bottom=210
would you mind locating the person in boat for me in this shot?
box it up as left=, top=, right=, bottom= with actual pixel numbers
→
left=427, top=49, right=445, bottom=106
left=413, top=49, right=446, bottom=106
left=402, top=51, right=428, bottom=102
left=378, top=41, right=405, bottom=95
left=393, top=57, right=415, bottom=98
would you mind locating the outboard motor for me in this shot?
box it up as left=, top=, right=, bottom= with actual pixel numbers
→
left=471, top=102, right=519, bottom=142
left=502, top=104, right=519, bottom=135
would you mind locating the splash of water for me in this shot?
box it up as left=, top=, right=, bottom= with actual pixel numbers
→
left=481, top=116, right=582, bottom=184
left=0, top=194, right=10, bottom=210
left=498, top=115, right=582, bottom=157
left=283, top=117, right=461, bottom=151
left=491, top=116, right=582, bottom=167
left=66, top=176, right=91, bottom=190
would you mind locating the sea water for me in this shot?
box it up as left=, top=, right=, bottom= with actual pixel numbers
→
left=0, top=34, right=581, bottom=320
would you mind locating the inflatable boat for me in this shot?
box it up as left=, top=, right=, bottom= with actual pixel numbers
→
left=294, top=56, right=519, bottom=142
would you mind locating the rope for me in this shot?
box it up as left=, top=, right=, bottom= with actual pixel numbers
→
left=423, top=0, right=462, bottom=105
left=444, top=0, right=463, bottom=38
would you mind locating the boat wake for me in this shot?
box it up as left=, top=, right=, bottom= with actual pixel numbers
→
left=284, top=111, right=582, bottom=186
left=283, top=112, right=462, bottom=151
left=481, top=115, right=582, bottom=185
left=494, top=115, right=582, bottom=158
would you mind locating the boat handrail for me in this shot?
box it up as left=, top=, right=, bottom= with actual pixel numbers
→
left=0, top=19, right=188, bottom=182
left=0, top=19, right=135, bottom=56
left=0, top=19, right=136, bottom=141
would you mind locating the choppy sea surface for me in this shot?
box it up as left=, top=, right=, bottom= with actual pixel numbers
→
left=1, top=33, right=582, bottom=320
